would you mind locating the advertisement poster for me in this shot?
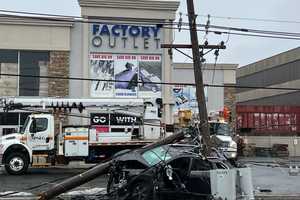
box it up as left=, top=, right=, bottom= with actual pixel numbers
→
left=90, top=53, right=162, bottom=98
left=172, top=86, right=207, bottom=114
left=114, top=55, right=138, bottom=98
left=90, top=53, right=114, bottom=97
left=139, top=55, right=162, bottom=98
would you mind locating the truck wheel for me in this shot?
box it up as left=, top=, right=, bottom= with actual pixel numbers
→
left=5, top=152, right=29, bottom=175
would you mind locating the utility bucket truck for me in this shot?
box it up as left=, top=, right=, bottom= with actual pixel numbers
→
left=179, top=109, right=238, bottom=159
left=208, top=111, right=237, bottom=160
left=0, top=97, right=162, bottom=175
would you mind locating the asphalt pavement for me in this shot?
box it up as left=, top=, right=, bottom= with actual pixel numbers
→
left=0, top=166, right=108, bottom=199
left=1, top=158, right=300, bottom=199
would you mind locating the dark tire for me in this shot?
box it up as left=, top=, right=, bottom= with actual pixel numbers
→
left=5, top=152, right=29, bottom=175
left=128, top=179, right=153, bottom=200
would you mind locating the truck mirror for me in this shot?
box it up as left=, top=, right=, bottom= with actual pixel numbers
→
left=31, top=117, right=37, bottom=133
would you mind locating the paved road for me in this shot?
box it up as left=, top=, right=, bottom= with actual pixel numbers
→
left=1, top=158, right=300, bottom=199
left=0, top=166, right=108, bottom=199
left=251, top=164, right=300, bottom=195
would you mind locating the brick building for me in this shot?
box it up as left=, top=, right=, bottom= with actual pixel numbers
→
left=0, top=16, right=72, bottom=135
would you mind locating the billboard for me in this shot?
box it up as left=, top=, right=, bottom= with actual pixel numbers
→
left=114, top=55, right=138, bottom=98
left=90, top=53, right=161, bottom=98
left=90, top=54, right=114, bottom=97
left=138, top=55, right=162, bottom=98
left=89, top=23, right=163, bottom=99
left=172, top=86, right=208, bottom=114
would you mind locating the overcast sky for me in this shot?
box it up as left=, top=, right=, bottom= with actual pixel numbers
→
left=0, top=0, right=299, bottom=66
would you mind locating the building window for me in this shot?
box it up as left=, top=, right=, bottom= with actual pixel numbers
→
left=0, top=50, right=49, bottom=96
left=0, top=112, right=19, bottom=125
left=0, top=50, right=18, bottom=96
left=0, top=112, right=31, bottom=136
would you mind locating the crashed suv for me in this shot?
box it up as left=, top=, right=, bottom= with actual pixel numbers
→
left=107, top=144, right=232, bottom=200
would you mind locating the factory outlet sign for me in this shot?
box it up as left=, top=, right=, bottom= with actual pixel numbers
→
left=89, top=23, right=163, bottom=99
left=90, top=24, right=162, bottom=52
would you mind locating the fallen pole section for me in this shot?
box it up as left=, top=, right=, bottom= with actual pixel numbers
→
left=38, top=131, right=186, bottom=200
left=38, top=161, right=112, bottom=200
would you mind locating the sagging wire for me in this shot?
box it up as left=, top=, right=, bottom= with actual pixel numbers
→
left=225, top=29, right=231, bottom=44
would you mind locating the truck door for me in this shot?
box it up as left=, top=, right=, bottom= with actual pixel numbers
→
left=27, top=117, right=53, bottom=151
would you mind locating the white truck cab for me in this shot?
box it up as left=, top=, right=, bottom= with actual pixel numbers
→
left=209, top=120, right=237, bottom=159
left=0, top=114, right=55, bottom=175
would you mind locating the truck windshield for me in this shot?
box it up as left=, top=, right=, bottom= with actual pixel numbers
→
left=209, top=123, right=230, bottom=136
left=20, top=117, right=30, bottom=134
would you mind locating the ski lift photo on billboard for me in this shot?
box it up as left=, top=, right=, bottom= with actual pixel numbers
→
left=90, top=59, right=114, bottom=97
left=139, top=61, right=162, bottom=93
left=115, top=62, right=138, bottom=90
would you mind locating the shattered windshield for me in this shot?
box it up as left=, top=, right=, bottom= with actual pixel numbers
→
left=142, top=146, right=172, bottom=166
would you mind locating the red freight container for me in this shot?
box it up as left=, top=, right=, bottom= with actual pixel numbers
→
left=236, top=105, right=300, bottom=136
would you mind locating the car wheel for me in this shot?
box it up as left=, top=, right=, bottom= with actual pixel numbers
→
left=129, top=179, right=153, bottom=200
left=5, top=152, right=29, bottom=175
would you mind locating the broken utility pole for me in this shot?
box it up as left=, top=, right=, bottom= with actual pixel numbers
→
left=186, top=0, right=212, bottom=156
left=161, top=0, right=226, bottom=156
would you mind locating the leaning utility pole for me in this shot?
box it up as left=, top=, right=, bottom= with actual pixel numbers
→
left=186, top=0, right=212, bottom=156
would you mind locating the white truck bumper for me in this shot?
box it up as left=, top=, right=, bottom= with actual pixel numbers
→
left=220, top=147, right=237, bottom=159
left=224, top=151, right=237, bottom=159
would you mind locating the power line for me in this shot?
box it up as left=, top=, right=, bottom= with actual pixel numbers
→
left=0, top=12, right=173, bottom=26
left=0, top=9, right=81, bottom=19
left=1, top=73, right=300, bottom=91
left=1, top=11, right=298, bottom=41
left=168, top=26, right=300, bottom=40
left=202, top=24, right=300, bottom=37
left=2, top=9, right=300, bottom=26
left=2, top=8, right=300, bottom=37
left=1, top=10, right=300, bottom=41
left=197, top=14, right=300, bottom=25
